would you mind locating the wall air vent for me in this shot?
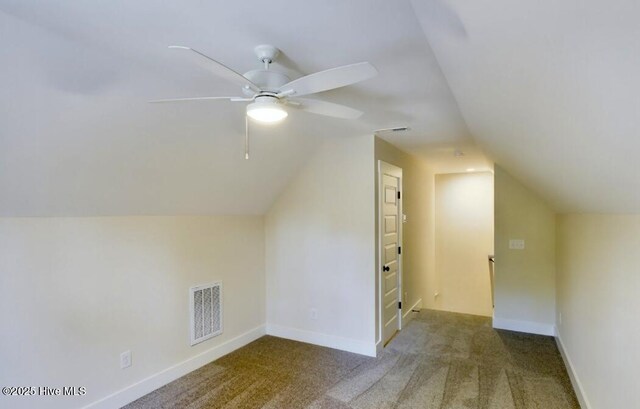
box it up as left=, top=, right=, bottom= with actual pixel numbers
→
left=190, top=282, right=222, bottom=346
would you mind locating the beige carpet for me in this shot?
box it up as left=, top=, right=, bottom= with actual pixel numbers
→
left=124, top=309, right=579, bottom=408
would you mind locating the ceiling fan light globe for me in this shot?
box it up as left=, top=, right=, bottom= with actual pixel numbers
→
left=246, top=101, right=288, bottom=123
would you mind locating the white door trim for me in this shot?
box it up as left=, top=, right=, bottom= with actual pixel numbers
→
left=377, top=160, right=403, bottom=346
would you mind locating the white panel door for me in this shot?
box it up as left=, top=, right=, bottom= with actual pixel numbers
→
left=379, top=162, right=402, bottom=346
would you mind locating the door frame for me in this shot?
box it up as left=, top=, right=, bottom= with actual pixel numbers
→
left=377, top=160, right=403, bottom=347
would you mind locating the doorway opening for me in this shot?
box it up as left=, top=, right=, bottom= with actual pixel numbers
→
left=375, top=137, right=495, bottom=353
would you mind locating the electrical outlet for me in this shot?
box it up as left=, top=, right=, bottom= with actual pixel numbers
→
left=310, top=308, right=318, bottom=320
left=120, top=350, right=132, bottom=369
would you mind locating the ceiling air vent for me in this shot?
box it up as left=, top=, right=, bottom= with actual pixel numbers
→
left=374, top=126, right=410, bottom=135
left=190, top=282, right=222, bottom=346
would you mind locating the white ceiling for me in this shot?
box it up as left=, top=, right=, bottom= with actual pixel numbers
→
left=0, top=0, right=482, bottom=216
left=4, top=0, right=636, bottom=216
left=412, top=0, right=640, bottom=213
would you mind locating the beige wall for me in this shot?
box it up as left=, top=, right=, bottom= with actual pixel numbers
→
left=0, top=216, right=265, bottom=409
left=265, top=135, right=376, bottom=355
left=435, top=172, right=494, bottom=317
left=556, top=214, right=640, bottom=409
left=375, top=138, right=435, bottom=331
left=494, top=165, right=556, bottom=334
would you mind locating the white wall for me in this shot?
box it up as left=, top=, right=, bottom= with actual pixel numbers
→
left=0, top=216, right=265, bottom=409
left=434, top=172, right=494, bottom=317
left=374, top=137, right=435, bottom=327
left=265, top=135, right=376, bottom=356
left=494, top=166, right=556, bottom=335
left=556, top=214, right=640, bottom=409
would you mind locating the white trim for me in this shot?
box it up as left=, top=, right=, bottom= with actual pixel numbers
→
left=401, top=298, right=422, bottom=326
left=375, top=340, right=384, bottom=357
left=492, top=317, right=555, bottom=336
left=266, top=324, right=377, bottom=357
left=83, top=324, right=266, bottom=409
left=556, top=334, right=592, bottom=409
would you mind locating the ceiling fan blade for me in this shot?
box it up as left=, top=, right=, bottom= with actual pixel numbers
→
left=148, top=96, right=250, bottom=103
left=277, top=62, right=377, bottom=97
left=291, top=98, right=363, bottom=119
left=169, top=46, right=261, bottom=93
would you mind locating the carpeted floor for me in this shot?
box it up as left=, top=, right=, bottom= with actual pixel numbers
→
left=124, top=309, right=579, bottom=408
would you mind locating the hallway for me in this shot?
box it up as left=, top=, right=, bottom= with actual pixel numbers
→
left=126, top=310, right=578, bottom=408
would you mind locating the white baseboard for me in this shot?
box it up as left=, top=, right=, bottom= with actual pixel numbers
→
left=83, top=324, right=266, bottom=409
left=375, top=340, right=383, bottom=357
left=266, top=324, right=376, bottom=357
left=555, top=334, right=591, bottom=409
left=371, top=299, right=423, bottom=357
left=492, top=317, right=555, bottom=336
left=402, top=298, right=422, bottom=325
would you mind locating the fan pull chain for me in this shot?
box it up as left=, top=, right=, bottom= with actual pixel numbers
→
left=244, top=115, right=250, bottom=160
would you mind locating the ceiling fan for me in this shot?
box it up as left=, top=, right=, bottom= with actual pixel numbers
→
left=151, top=44, right=378, bottom=123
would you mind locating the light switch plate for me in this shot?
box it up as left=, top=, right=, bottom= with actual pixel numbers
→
left=509, top=239, right=525, bottom=250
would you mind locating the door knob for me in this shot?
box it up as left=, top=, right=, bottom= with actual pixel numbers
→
left=383, top=265, right=390, bottom=272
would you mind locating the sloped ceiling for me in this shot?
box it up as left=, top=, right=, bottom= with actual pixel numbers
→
left=412, top=0, right=640, bottom=213
left=7, top=0, right=630, bottom=216
left=0, top=0, right=480, bottom=216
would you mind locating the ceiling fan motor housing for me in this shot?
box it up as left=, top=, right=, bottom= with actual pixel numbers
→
left=242, top=70, right=290, bottom=94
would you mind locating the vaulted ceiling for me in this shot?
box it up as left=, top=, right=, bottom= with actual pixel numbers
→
left=1, top=0, right=638, bottom=216
left=412, top=0, right=640, bottom=213
left=0, top=0, right=477, bottom=216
